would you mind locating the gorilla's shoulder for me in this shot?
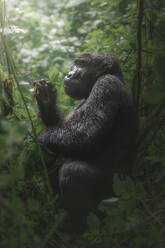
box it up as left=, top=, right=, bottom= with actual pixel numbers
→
left=96, top=74, right=124, bottom=87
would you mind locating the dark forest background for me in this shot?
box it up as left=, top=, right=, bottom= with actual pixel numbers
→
left=0, top=0, right=165, bottom=247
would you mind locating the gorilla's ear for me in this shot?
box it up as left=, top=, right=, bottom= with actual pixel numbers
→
left=102, top=55, right=125, bottom=83
left=104, top=55, right=120, bottom=73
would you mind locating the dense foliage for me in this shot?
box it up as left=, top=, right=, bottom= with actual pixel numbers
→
left=0, top=0, right=165, bottom=247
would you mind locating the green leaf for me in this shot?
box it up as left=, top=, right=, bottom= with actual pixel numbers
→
left=143, top=83, right=165, bottom=104
left=28, top=199, right=39, bottom=211
left=113, top=174, right=135, bottom=198
left=66, top=0, right=89, bottom=8
left=48, top=68, right=59, bottom=82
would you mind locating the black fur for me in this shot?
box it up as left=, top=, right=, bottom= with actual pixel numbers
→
left=35, top=53, right=138, bottom=232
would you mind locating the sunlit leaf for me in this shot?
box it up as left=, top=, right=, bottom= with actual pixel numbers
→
left=66, top=0, right=89, bottom=8
left=48, top=67, right=59, bottom=82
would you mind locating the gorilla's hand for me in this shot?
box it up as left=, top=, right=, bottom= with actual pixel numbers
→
left=34, top=79, right=57, bottom=109
left=34, top=79, right=62, bottom=127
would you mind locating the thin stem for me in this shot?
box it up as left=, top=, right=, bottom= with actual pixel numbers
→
left=0, top=1, right=52, bottom=196
left=140, top=199, right=163, bottom=227
left=136, top=0, right=144, bottom=111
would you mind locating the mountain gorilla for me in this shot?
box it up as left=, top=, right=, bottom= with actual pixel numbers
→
left=35, top=53, right=138, bottom=232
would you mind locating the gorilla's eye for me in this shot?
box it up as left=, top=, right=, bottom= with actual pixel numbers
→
left=75, top=59, right=88, bottom=67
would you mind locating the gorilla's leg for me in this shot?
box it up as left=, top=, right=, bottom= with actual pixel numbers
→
left=47, top=160, right=60, bottom=195
left=59, top=161, right=106, bottom=232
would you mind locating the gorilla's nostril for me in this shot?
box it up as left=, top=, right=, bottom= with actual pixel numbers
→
left=67, top=72, right=73, bottom=78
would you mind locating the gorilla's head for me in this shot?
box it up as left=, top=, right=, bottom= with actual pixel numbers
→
left=64, top=53, right=124, bottom=100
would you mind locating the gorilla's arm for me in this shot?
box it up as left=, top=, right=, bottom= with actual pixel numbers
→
left=38, top=75, right=122, bottom=156
left=38, top=101, right=62, bottom=127
left=35, top=80, right=63, bottom=127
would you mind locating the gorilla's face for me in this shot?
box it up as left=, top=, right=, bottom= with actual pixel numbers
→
left=64, top=54, right=97, bottom=99
left=64, top=53, right=124, bottom=100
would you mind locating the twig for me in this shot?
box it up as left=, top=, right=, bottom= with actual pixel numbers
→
left=140, top=199, right=163, bottom=227
left=41, top=224, right=67, bottom=248
left=121, top=49, right=133, bottom=65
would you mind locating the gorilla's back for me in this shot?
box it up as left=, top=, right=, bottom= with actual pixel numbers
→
left=90, top=87, right=138, bottom=177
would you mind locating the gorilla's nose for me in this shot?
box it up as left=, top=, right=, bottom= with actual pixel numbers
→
left=66, top=71, right=74, bottom=79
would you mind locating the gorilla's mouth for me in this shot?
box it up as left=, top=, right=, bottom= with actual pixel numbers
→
left=64, top=84, right=84, bottom=100
left=63, top=80, right=70, bottom=91
left=64, top=78, right=79, bottom=92
left=64, top=84, right=73, bottom=95
left=64, top=84, right=68, bottom=91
